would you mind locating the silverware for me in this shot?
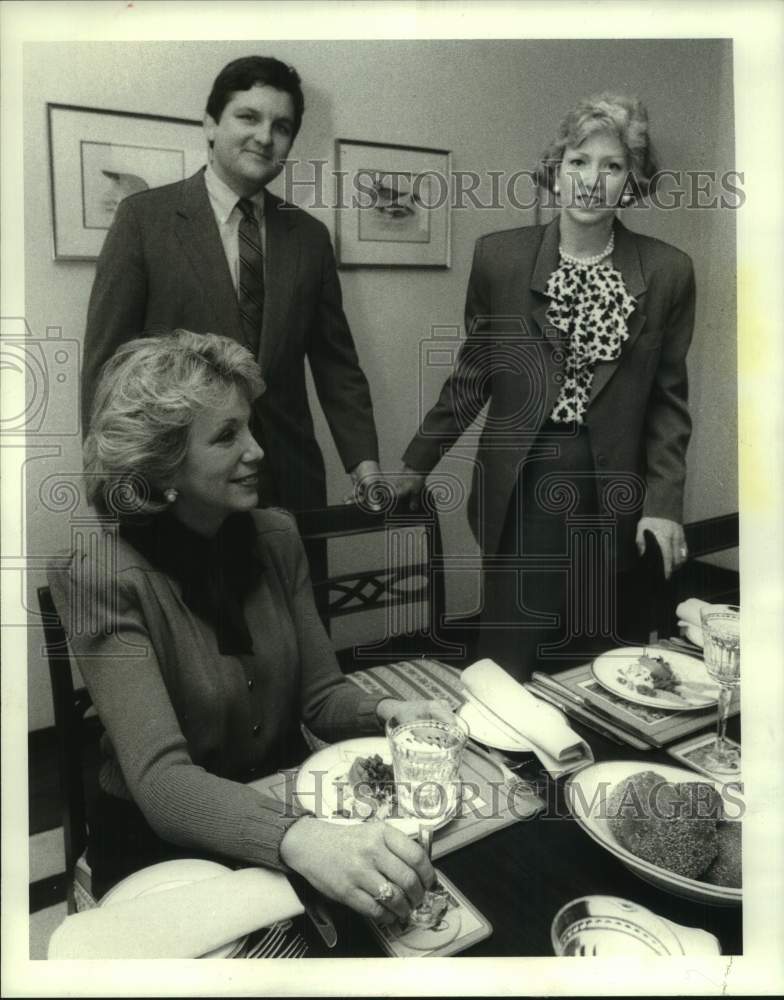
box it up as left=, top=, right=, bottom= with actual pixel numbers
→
left=466, top=740, right=538, bottom=801
left=242, top=921, right=309, bottom=959
left=289, top=875, right=338, bottom=949
left=302, top=898, right=337, bottom=949
left=655, top=637, right=705, bottom=660
left=525, top=682, right=647, bottom=750
left=242, top=922, right=289, bottom=958
left=528, top=676, right=652, bottom=751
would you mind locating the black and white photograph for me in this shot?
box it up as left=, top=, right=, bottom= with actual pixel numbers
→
left=47, top=103, right=205, bottom=259
left=335, top=138, right=451, bottom=266
left=1, top=1, right=782, bottom=997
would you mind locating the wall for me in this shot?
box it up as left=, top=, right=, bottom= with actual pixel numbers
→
left=23, top=38, right=737, bottom=730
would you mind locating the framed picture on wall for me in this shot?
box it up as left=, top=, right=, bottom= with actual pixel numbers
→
left=335, top=139, right=451, bottom=268
left=46, top=103, right=206, bottom=261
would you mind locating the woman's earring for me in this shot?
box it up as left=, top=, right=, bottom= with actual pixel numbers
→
left=164, top=487, right=179, bottom=504
left=620, top=195, right=632, bottom=207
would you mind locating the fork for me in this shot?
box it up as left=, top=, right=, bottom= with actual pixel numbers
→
left=263, top=933, right=309, bottom=959
left=242, top=922, right=290, bottom=959
left=244, top=928, right=309, bottom=959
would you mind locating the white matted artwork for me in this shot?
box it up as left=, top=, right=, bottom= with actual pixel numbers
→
left=335, top=138, right=451, bottom=267
left=47, top=103, right=206, bottom=260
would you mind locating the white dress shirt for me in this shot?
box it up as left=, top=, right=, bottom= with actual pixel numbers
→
left=204, top=165, right=266, bottom=292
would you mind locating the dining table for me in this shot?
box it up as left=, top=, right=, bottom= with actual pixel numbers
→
left=291, top=658, right=742, bottom=959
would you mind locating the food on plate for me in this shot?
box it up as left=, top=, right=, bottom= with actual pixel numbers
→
left=704, top=821, right=742, bottom=888
left=607, top=770, right=724, bottom=880
left=617, top=654, right=679, bottom=697
left=332, top=754, right=397, bottom=820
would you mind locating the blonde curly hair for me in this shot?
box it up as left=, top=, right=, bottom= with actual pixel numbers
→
left=537, top=92, right=659, bottom=200
left=84, top=329, right=265, bottom=519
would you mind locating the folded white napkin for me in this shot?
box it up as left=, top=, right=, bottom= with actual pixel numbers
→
left=676, top=597, right=711, bottom=647
left=461, top=659, right=592, bottom=776
left=48, top=867, right=304, bottom=960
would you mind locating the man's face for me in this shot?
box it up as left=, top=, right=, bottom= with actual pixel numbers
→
left=204, top=84, right=296, bottom=196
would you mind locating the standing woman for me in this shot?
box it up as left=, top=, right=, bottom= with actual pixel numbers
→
left=398, top=93, right=695, bottom=680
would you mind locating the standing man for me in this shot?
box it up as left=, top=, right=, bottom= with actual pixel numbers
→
left=82, top=56, right=381, bottom=529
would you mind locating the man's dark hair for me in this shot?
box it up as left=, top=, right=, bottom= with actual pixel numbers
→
left=206, top=56, right=305, bottom=137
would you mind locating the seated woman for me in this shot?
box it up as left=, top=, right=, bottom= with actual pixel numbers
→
left=48, top=328, right=441, bottom=929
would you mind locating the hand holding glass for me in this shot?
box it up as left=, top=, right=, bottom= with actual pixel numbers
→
left=385, top=709, right=468, bottom=928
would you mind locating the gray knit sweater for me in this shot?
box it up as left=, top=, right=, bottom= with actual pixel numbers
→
left=48, top=507, right=383, bottom=871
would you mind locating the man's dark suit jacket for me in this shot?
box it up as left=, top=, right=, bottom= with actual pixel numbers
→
left=402, top=218, right=696, bottom=568
left=82, top=168, right=379, bottom=513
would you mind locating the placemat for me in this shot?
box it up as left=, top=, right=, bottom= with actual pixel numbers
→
left=250, top=743, right=544, bottom=860
left=345, top=657, right=467, bottom=710
left=547, top=661, right=740, bottom=748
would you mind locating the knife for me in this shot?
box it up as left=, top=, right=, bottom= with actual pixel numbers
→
left=304, top=898, right=338, bottom=949
left=288, top=873, right=338, bottom=949
left=653, top=637, right=705, bottom=660
left=524, top=682, right=651, bottom=751
left=531, top=671, right=656, bottom=747
left=465, top=740, right=538, bottom=801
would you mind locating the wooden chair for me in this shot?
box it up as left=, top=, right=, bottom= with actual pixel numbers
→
left=294, top=489, right=466, bottom=672
left=36, top=585, right=100, bottom=913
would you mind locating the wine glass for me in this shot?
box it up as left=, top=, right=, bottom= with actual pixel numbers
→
left=699, top=604, right=740, bottom=774
left=385, top=710, right=468, bottom=928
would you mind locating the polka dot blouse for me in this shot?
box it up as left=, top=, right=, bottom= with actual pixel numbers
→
left=545, top=257, right=636, bottom=423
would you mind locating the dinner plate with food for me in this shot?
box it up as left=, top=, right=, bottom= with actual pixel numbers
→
left=565, top=760, right=742, bottom=906
left=294, top=737, right=460, bottom=835
left=592, top=647, right=720, bottom=710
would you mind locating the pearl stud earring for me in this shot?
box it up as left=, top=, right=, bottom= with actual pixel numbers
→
left=164, top=487, right=179, bottom=503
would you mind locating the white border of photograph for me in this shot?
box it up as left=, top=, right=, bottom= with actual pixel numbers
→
left=47, top=103, right=205, bottom=261
left=335, top=138, right=451, bottom=268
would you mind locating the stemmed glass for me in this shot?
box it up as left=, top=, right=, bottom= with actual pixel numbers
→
left=699, top=604, right=741, bottom=774
left=385, top=710, right=468, bottom=928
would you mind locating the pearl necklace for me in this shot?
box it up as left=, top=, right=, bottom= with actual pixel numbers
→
left=559, top=231, right=615, bottom=267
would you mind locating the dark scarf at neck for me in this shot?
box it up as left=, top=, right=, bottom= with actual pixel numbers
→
left=120, top=511, right=262, bottom=655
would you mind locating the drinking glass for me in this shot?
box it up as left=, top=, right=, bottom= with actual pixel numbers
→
left=700, top=604, right=740, bottom=774
left=385, top=710, right=468, bottom=928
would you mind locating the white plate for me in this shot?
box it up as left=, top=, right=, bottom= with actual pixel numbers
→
left=551, top=895, right=720, bottom=956
left=457, top=700, right=535, bottom=753
left=101, top=859, right=247, bottom=958
left=565, top=760, right=742, bottom=907
left=592, top=646, right=720, bottom=710
left=294, top=737, right=460, bottom=835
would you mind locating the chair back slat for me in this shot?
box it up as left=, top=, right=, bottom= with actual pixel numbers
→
left=37, top=585, right=96, bottom=909
left=294, top=491, right=460, bottom=667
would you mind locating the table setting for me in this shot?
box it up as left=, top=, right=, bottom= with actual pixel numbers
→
left=47, top=601, right=742, bottom=961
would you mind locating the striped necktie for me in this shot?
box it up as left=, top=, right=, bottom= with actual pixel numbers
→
left=237, top=197, right=265, bottom=356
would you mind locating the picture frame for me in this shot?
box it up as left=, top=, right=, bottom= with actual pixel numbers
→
left=46, top=103, right=206, bottom=261
left=335, top=138, right=451, bottom=268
